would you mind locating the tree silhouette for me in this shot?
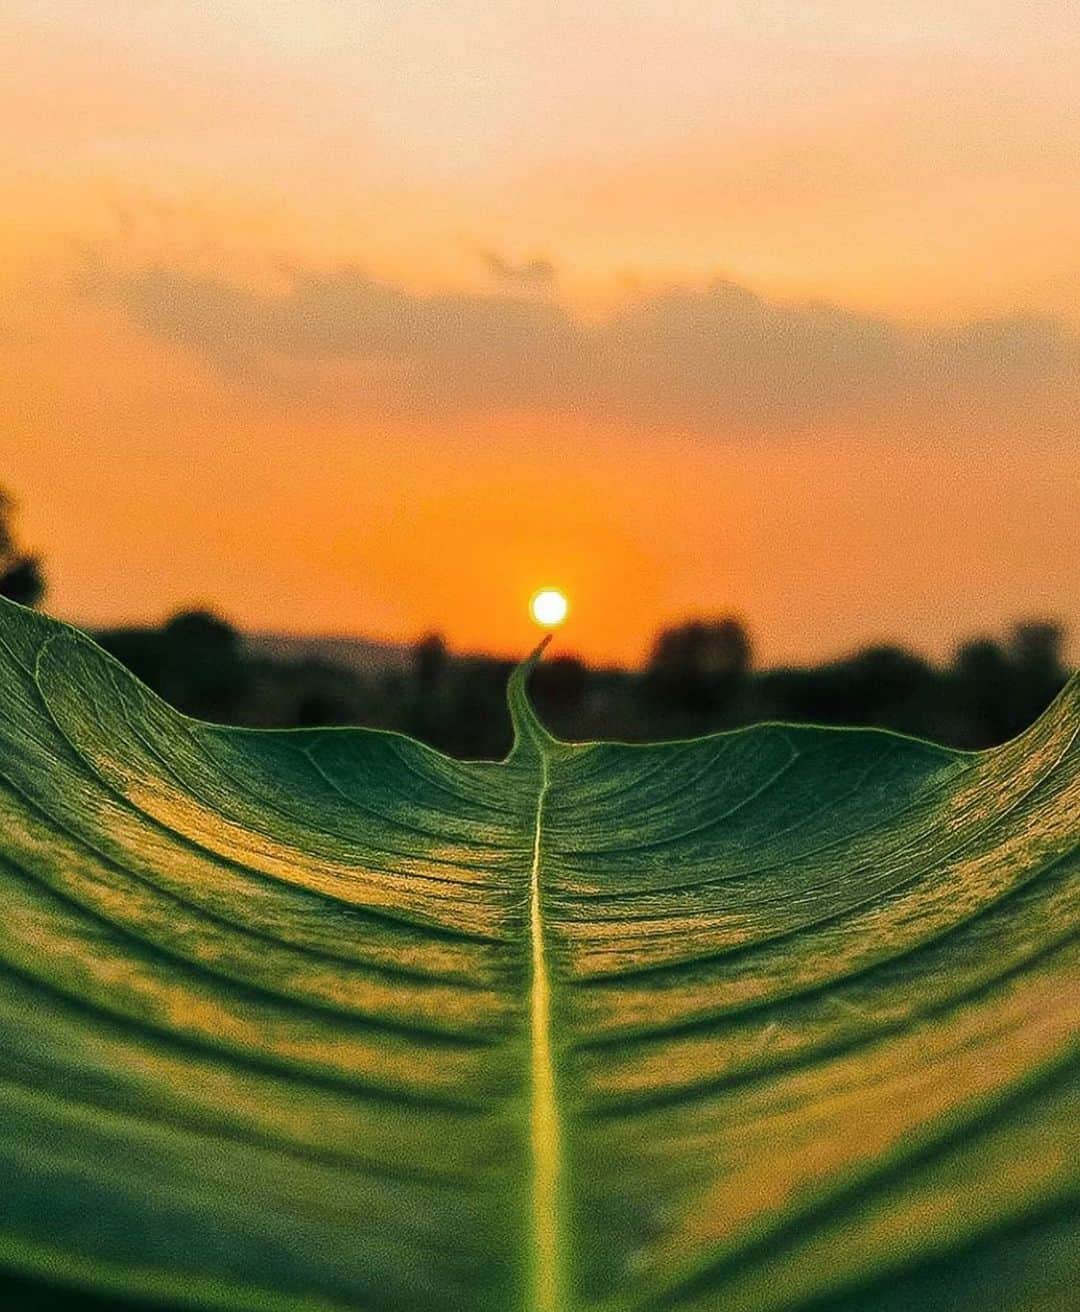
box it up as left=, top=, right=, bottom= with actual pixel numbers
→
left=645, top=616, right=753, bottom=715
left=0, top=488, right=45, bottom=607
left=413, top=633, right=449, bottom=694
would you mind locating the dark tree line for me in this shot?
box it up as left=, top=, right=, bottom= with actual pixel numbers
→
left=2, top=484, right=1071, bottom=757
left=87, top=609, right=1070, bottom=759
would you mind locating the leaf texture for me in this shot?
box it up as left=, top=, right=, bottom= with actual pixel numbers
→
left=0, top=598, right=1076, bottom=1311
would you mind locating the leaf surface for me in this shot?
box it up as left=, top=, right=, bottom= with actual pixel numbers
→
left=0, top=600, right=1076, bottom=1311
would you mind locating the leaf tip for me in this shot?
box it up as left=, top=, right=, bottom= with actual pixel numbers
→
left=507, top=636, right=554, bottom=757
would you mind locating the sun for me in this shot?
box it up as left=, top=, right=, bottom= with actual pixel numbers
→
left=529, top=587, right=569, bottom=628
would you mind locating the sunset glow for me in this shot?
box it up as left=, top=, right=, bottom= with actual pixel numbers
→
left=4, top=2, right=1078, bottom=665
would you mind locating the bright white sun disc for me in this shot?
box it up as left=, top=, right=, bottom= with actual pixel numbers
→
left=530, top=588, right=569, bottom=627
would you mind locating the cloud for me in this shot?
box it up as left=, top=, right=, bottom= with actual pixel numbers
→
left=88, top=257, right=1080, bottom=434
left=480, top=251, right=557, bottom=288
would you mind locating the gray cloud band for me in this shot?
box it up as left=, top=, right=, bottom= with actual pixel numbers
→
left=88, top=260, right=1080, bottom=431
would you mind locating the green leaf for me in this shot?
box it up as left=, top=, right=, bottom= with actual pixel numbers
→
left=0, top=598, right=1076, bottom=1312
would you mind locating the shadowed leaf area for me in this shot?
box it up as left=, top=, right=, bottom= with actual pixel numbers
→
left=0, top=598, right=1076, bottom=1311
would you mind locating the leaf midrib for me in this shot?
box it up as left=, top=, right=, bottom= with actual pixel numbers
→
left=530, top=742, right=563, bottom=1312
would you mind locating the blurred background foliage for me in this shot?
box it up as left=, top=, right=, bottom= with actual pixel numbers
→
left=93, top=609, right=1070, bottom=759
left=3, top=485, right=1069, bottom=759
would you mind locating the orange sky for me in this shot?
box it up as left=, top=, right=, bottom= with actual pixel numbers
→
left=4, top=2, right=1078, bottom=667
